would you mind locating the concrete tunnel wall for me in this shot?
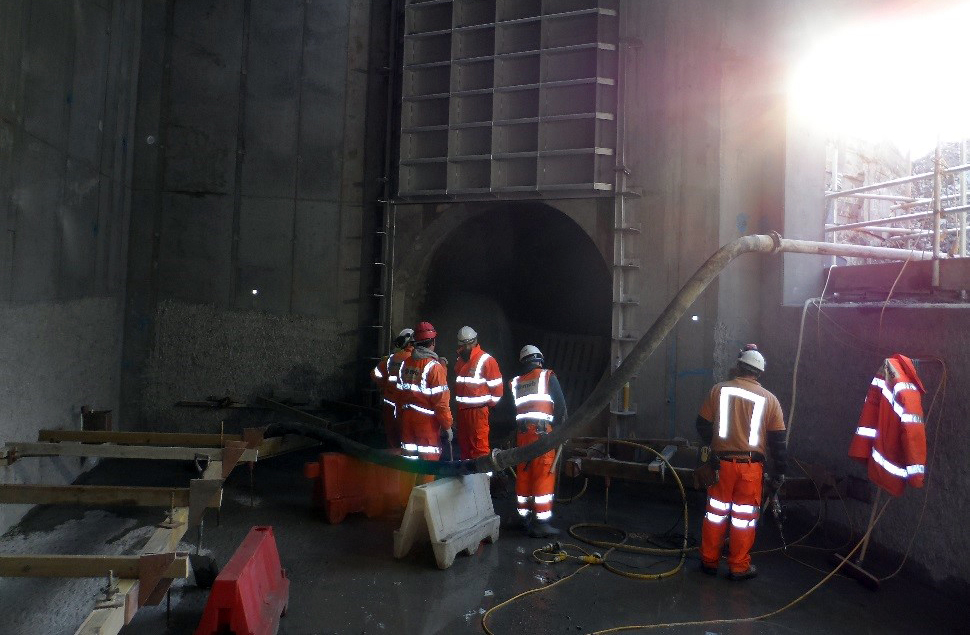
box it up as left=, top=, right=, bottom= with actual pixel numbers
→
left=0, top=0, right=141, bottom=534
left=120, top=0, right=385, bottom=432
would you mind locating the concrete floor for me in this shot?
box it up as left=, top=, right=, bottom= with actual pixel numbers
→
left=0, top=448, right=965, bottom=635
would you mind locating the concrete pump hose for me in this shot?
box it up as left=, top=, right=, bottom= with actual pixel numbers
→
left=260, top=232, right=930, bottom=476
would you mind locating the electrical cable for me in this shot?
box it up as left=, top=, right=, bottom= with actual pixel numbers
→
left=586, top=497, right=892, bottom=634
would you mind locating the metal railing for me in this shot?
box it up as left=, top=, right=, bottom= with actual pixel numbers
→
left=824, top=141, right=970, bottom=285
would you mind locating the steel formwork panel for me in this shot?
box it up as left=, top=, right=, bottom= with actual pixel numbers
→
left=399, top=0, right=618, bottom=197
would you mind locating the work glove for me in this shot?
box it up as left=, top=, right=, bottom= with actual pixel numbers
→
left=442, top=428, right=453, bottom=444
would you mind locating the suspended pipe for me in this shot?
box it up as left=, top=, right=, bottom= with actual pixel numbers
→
left=262, top=233, right=936, bottom=477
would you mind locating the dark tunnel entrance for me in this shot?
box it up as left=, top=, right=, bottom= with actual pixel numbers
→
left=420, top=206, right=611, bottom=438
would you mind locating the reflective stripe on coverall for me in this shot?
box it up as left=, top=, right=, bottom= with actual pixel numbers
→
left=454, top=344, right=503, bottom=459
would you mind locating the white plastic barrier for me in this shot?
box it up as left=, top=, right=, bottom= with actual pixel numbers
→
left=393, top=473, right=500, bottom=569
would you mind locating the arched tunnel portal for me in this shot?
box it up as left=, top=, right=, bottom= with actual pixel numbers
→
left=395, top=204, right=612, bottom=440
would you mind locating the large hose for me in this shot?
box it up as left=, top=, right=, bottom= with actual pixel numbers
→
left=261, top=233, right=932, bottom=476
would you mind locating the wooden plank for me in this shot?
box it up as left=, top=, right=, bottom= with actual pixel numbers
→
left=5, top=442, right=257, bottom=463
left=38, top=430, right=240, bottom=447
left=0, top=555, right=188, bottom=579
left=0, top=484, right=193, bottom=507
left=75, top=506, right=192, bottom=635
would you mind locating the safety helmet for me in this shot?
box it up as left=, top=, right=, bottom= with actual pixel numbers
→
left=519, top=344, right=543, bottom=365
left=457, top=326, right=477, bottom=345
left=738, top=348, right=765, bottom=373
left=414, top=321, right=437, bottom=344
left=393, top=328, right=414, bottom=349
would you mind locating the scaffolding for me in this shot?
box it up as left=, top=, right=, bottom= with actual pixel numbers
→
left=825, top=139, right=970, bottom=286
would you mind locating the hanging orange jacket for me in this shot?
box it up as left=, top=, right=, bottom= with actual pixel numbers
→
left=454, top=344, right=503, bottom=409
left=848, top=354, right=926, bottom=497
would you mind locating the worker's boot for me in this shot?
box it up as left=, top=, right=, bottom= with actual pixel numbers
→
left=528, top=520, right=560, bottom=538
left=729, top=565, right=758, bottom=581
left=505, top=512, right=531, bottom=531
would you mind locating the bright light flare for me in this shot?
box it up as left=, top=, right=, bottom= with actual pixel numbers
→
left=788, top=3, right=970, bottom=155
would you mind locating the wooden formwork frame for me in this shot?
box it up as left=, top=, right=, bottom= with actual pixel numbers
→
left=0, top=426, right=322, bottom=635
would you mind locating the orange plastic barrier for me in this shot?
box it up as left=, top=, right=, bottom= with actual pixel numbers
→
left=194, top=526, right=289, bottom=635
left=303, top=452, right=413, bottom=523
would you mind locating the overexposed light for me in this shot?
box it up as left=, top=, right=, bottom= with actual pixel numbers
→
left=691, top=315, right=699, bottom=322
left=788, top=3, right=970, bottom=156
left=251, top=289, right=258, bottom=295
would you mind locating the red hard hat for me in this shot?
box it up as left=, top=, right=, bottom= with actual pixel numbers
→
left=414, top=321, right=437, bottom=342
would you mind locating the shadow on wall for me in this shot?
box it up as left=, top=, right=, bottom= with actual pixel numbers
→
left=416, top=205, right=611, bottom=429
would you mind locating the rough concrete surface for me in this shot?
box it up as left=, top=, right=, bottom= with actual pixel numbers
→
left=0, top=297, right=124, bottom=533
left=762, top=303, right=970, bottom=598
left=134, top=299, right=356, bottom=431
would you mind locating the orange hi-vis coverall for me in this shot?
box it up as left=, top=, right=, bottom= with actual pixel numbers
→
left=454, top=343, right=503, bottom=459
left=371, top=346, right=412, bottom=448
left=697, top=377, right=786, bottom=574
left=848, top=354, right=926, bottom=497
left=397, top=347, right=452, bottom=463
left=511, top=367, right=566, bottom=522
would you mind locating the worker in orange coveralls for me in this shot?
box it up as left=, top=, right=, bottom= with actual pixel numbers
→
left=370, top=328, right=414, bottom=448
left=453, top=325, right=504, bottom=462
left=695, top=346, right=787, bottom=580
left=511, top=345, right=567, bottom=538
left=397, top=321, right=453, bottom=481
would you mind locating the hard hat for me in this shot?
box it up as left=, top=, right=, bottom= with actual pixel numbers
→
left=738, top=348, right=765, bottom=372
left=457, top=326, right=477, bottom=344
left=393, top=328, right=414, bottom=349
left=519, top=344, right=543, bottom=363
left=414, top=321, right=437, bottom=343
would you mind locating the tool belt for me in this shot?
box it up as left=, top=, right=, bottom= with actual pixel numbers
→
left=518, top=420, right=552, bottom=434
left=717, top=451, right=765, bottom=463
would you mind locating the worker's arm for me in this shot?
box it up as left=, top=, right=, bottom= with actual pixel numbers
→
left=766, top=430, right=787, bottom=478
left=548, top=374, right=567, bottom=428
left=486, top=356, right=504, bottom=405
left=428, top=362, right=453, bottom=431
left=370, top=357, right=387, bottom=390
left=695, top=416, right=714, bottom=446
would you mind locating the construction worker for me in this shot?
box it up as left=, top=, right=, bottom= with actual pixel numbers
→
left=397, top=321, right=453, bottom=473
left=453, top=326, right=503, bottom=461
left=510, top=345, right=566, bottom=538
left=370, top=328, right=414, bottom=448
left=695, top=345, right=787, bottom=580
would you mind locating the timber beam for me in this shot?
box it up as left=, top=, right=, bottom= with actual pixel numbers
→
left=0, top=554, right=188, bottom=579
left=0, top=484, right=221, bottom=509
left=3, top=442, right=257, bottom=463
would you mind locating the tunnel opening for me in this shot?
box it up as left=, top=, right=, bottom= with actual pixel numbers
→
left=419, top=205, right=611, bottom=439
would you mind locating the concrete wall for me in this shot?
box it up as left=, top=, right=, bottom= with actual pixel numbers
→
left=758, top=0, right=970, bottom=595
left=0, top=0, right=140, bottom=532
left=121, top=0, right=379, bottom=429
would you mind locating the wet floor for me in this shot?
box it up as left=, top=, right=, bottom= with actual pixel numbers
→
left=0, top=449, right=965, bottom=635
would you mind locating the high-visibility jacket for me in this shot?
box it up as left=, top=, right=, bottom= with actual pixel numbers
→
left=454, top=344, right=503, bottom=409
left=849, top=354, right=926, bottom=497
left=698, top=377, right=785, bottom=458
left=371, top=348, right=412, bottom=409
left=397, top=349, right=453, bottom=432
left=511, top=368, right=559, bottom=425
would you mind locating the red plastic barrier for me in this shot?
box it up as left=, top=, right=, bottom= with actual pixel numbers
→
left=304, top=452, right=412, bottom=523
left=195, top=526, right=289, bottom=635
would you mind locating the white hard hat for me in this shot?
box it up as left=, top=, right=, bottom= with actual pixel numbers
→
left=738, top=349, right=765, bottom=372
left=457, top=326, right=477, bottom=344
left=398, top=328, right=414, bottom=339
left=519, top=344, right=543, bottom=362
